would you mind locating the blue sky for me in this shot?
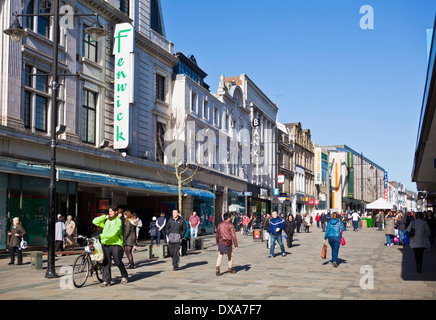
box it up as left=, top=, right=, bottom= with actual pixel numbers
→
left=162, top=0, right=436, bottom=192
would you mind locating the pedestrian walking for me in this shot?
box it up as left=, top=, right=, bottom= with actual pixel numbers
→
left=132, top=212, right=142, bottom=250
left=425, top=211, right=435, bottom=248
left=324, top=212, right=345, bottom=267
left=284, top=214, right=296, bottom=248
left=407, top=212, right=430, bottom=273
left=268, top=211, right=286, bottom=258
left=149, top=216, right=158, bottom=245
left=320, top=212, right=327, bottom=232
left=351, top=211, right=360, bottom=231
left=166, top=209, right=187, bottom=271
left=215, top=212, right=238, bottom=276
left=123, top=210, right=138, bottom=269
left=242, top=214, right=250, bottom=236
left=315, top=213, right=320, bottom=228
left=64, top=215, right=76, bottom=250
left=189, top=211, right=201, bottom=239
left=182, top=218, right=191, bottom=256
left=385, top=212, right=395, bottom=247
left=7, top=217, right=26, bottom=265
left=55, top=214, right=66, bottom=254
left=395, top=212, right=406, bottom=245
left=156, top=212, right=167, bottom=244
left=92, top=204, right=128, bottom=287
left=295, top=212, right=302, bottom=233
left=377, top=211, right=384, bottom=231
left=263, top=213, right=271, bottom=249
left=303, top=214, right=311, bottom=233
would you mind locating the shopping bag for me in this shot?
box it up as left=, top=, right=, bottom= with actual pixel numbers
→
left=321, top=243, right=327, bottom=259
left=90, top=237, right=104, bottom=263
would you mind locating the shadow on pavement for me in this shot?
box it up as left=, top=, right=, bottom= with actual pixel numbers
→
left=400, top=245, right=436, bottom=281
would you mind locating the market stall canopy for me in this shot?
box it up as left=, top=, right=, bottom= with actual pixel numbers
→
left=229, top=204, right=244, bottom=212
left=366, top=198, right=393, bottom=210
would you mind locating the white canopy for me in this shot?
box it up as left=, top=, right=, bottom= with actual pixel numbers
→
left=229, top=204, right=244, bottom=212
left=366, top=198, right=393, bottom=210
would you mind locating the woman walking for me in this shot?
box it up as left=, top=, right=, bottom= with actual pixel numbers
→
left=407, top=212, right=430, bottom=273
left=395, top=212, right=406, bottom=245
left=303, top=214, right=311, bottom=233
left=385, top=212, right=395, bottom=246
left=123, top=210, right=138, bottom=269
left=284, top=214, right=296, bottom=248
left=324, top=212, right=344, bottom=267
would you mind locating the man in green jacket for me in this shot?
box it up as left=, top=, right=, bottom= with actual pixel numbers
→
left=93, top=204, right=128, bottom=287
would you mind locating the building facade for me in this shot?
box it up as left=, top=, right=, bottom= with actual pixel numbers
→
left=225, top=75, right=278, bottom=217
left=0, top=0, right=221, bottom=247
left=285, top=122, right=315, bottom=215
left=324, top=145, right=385, bottom=212
left=277, top=122, right=294, bottom=216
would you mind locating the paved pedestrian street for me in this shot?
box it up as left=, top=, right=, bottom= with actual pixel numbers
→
left=1, top=225, right=436, bottom=302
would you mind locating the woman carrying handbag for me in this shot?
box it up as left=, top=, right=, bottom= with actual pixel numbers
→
left=324, top=212, right=345, bottom=267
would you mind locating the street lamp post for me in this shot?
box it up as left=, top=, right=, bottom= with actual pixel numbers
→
left=4, top=1, right=108, bottom=278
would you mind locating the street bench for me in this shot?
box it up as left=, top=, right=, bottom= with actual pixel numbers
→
left=151, top=244, right=169, bottom=259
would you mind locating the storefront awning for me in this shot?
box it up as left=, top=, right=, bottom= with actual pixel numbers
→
left=0, top=157, right=215, bottom=199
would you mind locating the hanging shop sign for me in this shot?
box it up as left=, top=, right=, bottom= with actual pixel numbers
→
left=113, top=23, right=135, bottom=149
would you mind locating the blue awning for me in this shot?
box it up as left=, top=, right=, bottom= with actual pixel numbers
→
left=0, top=157, right=215, bottom=199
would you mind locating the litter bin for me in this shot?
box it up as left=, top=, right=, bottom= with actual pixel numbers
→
left=31, top=252, right=43, bottom=270
left=253, top=229, right=263, bottom=242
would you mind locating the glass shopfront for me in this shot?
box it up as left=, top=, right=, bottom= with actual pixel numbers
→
left=3, top=173, right=77, bottom=246
left=193, top=196, right=214, bottom=234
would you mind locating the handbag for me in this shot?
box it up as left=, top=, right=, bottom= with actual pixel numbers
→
left=339, top=222, right=346, bottom=246
left=408, top=221, right=415, bottom=238
left=321, top=243, right=327, bottom=259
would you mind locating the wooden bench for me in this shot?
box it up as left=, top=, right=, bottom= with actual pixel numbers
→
left=42, top=250, right=85, bottom=256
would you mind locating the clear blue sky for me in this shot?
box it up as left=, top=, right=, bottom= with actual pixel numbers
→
left=162, top=0, right=436, bottom=192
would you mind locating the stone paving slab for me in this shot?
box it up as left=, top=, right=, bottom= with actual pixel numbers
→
left=0, top=225, right=435, bottom=301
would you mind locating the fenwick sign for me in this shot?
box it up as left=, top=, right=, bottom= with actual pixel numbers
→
left=113, top=23, right=135, bottom=149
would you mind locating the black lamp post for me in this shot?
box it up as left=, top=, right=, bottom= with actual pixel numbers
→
left=4, top=2, right=108, bottom=278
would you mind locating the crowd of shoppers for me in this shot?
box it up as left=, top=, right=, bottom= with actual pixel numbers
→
left=6, top=206, right=435, bottom=284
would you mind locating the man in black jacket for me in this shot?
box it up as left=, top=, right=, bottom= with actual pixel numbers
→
left=166, top=209, right=187, bottom=270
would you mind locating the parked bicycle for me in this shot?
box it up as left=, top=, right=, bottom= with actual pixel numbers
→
left=72, top=235, right=104, bottom=288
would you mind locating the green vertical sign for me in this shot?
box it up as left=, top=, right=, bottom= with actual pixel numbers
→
left=347, top=152, right=354, bottom=198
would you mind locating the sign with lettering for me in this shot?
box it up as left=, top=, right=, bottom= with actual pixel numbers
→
left=113, top=23, right=135, bottom=149
left=384, top=171, right=388, bottom=201
left=314, top=148, right=322, bottom=185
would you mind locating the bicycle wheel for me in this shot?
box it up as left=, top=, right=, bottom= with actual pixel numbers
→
left=73, top=254, right=90, bottom=288
left=94, top=262, right=103, bottom=283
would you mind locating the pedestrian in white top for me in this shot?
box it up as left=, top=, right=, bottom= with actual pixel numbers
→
left=351, top=211, right=360, bottom=231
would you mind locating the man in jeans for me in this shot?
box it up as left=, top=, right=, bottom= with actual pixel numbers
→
left=189, top=211, right=200, bottom=239
left=166, top=209, right=187, bottom=271
left=268, top=211, right=286, bottom=258
left=216, top=212, right=238, bottom=276
left=92, top=204, right=128, bottom=287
